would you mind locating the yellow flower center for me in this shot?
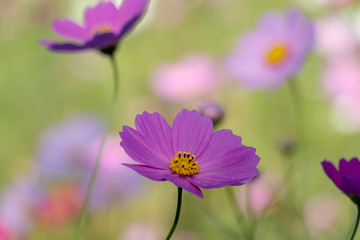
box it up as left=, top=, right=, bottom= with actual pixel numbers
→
left=170, top=151, right=199, bottom=176
left=92, top=24, right=112, bottom=36
left=266, top=45, right=288, bottom=66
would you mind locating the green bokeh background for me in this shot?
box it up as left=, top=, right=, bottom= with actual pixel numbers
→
left=0, top=0, right=358, bottom=239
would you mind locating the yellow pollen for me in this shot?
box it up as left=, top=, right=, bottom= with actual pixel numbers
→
left=92, top=24, right=112, bottom=36
left=266, top=45, right=288, bottom=66
left=169, top=151, right=199, bottom=176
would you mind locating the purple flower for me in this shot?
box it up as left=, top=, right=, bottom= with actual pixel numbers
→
left=120, top=109, right=260, bottom=198
left=40, top=0, right=148, bottom=54
left=226, top=9, right=314, bottom=89
left=322, top=158, right=360, bottom=203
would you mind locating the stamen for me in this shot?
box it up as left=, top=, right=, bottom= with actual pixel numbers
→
left=92, top=24, right=112, bottom=36
left=266, top=44, right=288, bottom=66
left=169, top=151, right=199, bottom=176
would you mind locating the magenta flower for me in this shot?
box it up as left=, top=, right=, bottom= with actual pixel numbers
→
left=40, top=0, right=148, bottom=54
left=322, top=158, right=360, bottom=203
left=120, top=109, right=260, bottom=198
left=226, top=9, right=314, bottom=89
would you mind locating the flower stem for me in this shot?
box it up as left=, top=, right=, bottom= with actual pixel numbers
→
left=73, top=55, right=119, bottom=240
left=166, top=187, right=183, bottom=240
left=350, top=204, right=360, bottom=240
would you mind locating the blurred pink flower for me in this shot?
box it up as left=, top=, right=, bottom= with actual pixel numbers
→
left=315, top=16, right=357, bottom=58
left=322, top=58, right=360, bottom=131
left=303, top=194, right=340, bottom=233
left=86, top=136, right=145, bottom=210
left=35, top=184, right=83, bottom=227
left=151, top=54, right=220, bottom=103
left=121, top=222, right=161, bottom=240
left=236, top=171, right=280, bottom=218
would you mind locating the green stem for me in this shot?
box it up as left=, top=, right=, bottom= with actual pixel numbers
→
left=166, top=187, right=183, bottom=240
left=287, top=78, right=301, bottom=140
left=350, top=205, right=360, bottom=240
left=73, top=55, right=119, bottom=240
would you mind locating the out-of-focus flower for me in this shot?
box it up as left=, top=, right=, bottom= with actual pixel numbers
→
left=226, top=9, right=314, bottom=89
left=40, top=0, right=149, bottom=54
left=35, top=184, right=83, bottom=227
left=86, top=136, right=145, bottom=210
left=304, top=194, right=340, bottom=233
left=198, top=101, right=224, bottom=125
left=236, top=171, right=280, bottom=218
left=121, top=222, right=161, bottom=240
left=0, top=221, right=12, bottom=240
left=34, top=114, right=105, bottom=182
left=0, top=178, right=41, bottom=238
left=151, top=55, right=220, bottom=103
left=315, top=16, right=357, bottom=58
left=322, top=158, right=360, bottom=203
left=120, top=109, right=260, bottom=198
left=322, top=58, right=360, bottom=132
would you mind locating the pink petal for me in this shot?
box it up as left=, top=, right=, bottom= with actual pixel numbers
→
left=123, top=164, right=170, bottom=181
left=84, top=1, right=118, bottom=31
left=113, top=0, right=148, bottom=33
left=165, top=174, right=204, bottom=198
left=52, top=19, right=90, bottom=42
left=171, top=109, right=213, bottom=157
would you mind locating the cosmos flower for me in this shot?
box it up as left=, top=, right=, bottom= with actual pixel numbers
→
left=150, top=54, right=220, bottom=103
left=40, top=0, right=148, bottom=54
left=120, top=109, right=260, bottom=198
left=322, top=158, right=360, bottom=204
left=226, top=9, right=314, bottom=89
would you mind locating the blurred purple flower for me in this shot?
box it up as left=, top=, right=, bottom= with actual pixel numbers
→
left=226, top=9, right=314, bottom=89
left=0, top=178, right=42, bottom=238
left=322, top=158, right=360, bottom=203
left=34, top=114, right=105, bottom=182
left=40, top=0, right=148, bottom=54
left=120, top=109, right=260, bottom=198
left=151, top=55, right=220, bottom=103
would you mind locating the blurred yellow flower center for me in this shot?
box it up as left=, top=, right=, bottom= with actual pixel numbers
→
left=170, top=151, right=199, bottom=176
left=92, top=24, right=112, bottom=35
left=266, top=45, right=288, bottom=66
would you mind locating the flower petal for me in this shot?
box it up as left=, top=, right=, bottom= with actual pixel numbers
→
left=134, top=112, right=174, bottom=162
left=339, top=158, right=360, bottom=178
left=84, top=1, right=118, bottom=30
left=113, top=0, right=148, bottom=34
left=342, top=176, right=360, bottom=197
left=120, top=126, right=169, bottom=168
left=39, top=40, right=90, bottom=52
left=171, top=109, right=213, bottom=157
left=321, top=160, right=343, bottom=192
left=164, top=174, right=204, bottom=198
left=190, top=130, right=260, bottom=189
left=52, top=19, right=90, bottom=42
left=123, top=164, right=169, bottom=181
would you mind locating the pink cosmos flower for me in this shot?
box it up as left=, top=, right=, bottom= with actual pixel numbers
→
left=226, top=9, right=314, bottom=89
left=303, top=194, right=340, bottom=233
left=322, top=58, right=360, bottom=131
left=322, top=158, right=360, bottom=203
left=40, top=0, right=148, bottom=54
left=150, top=55, right=220, bottom=103
left=120, top=109, right=260, bottom=198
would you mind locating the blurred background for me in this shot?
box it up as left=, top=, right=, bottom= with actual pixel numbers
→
left=1, top=0, right=360, bottom=239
